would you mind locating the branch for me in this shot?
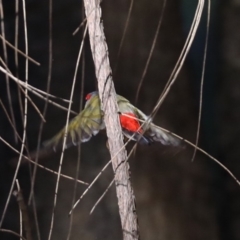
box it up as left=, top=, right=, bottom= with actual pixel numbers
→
left=83, top=1, right=139, bottom=239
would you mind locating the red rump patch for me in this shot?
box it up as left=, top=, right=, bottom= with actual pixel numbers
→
left=120, top=113, right=142, bottom=133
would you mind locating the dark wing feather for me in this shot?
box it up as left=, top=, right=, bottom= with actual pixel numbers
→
left=147, top=123, right=181, bottom=146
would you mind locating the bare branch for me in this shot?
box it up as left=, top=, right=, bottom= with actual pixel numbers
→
left=83, top=1, right=139, bottom=239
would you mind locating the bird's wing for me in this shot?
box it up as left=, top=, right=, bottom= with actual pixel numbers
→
left=43, top=96, right=104, bottom=151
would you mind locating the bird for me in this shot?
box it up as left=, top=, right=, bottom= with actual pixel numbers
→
left=43, top=91, right=181, bottom=151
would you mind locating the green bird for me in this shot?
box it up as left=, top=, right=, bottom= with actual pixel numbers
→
left=43, top=91, right=181, bottom=151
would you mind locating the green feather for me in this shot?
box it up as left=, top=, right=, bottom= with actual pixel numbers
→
left=43, top=94, right=104, bottom=151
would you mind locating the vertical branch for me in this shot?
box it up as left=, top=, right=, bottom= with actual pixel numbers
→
left=83, top=1, right=139, bottom=239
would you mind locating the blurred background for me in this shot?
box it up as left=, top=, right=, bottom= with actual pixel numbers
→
left=1, top=0, right=240, bottom=239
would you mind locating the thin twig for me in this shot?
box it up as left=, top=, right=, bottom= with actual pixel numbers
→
left=113, top=0, right=134, bottom=74
left=90, top=141, right=138, bottom=215
left=156, top=125, right=240, bottom=186
left=28, top=0, right=53, bottom=205
left=69, top=136, right=133, bottom=215
left=135, top=0, right=166, bottom=104
left=0, top=65, right=78, bottom=115
left=151, top=0, right=205, bottom=123
left=31, top=194, right=41, bottom=240
left=13, top=180, right=32, bottom=240
left=0, top=56, right=46, bottom=122
left=0, top=136, right=88, bottom=185
left=47, top=22, right=87, bottom=240
left=15, top=180, right=23, bottom=239
left=73, top=18, right=87, bottom=35
left=0, top=98, right=23, bottom=143
left=0, top=34, right=40, bottom=65
left=0, top=228, right=27, bottom=240
left=66, top=20, right=87, bottom=240
left=69, top=159, right=112, bottom=215
left=90, top=179, right=114, bottom=215
left=15, top=0, right=25, bottom=124
left=0, top=0, right=18, bottom=143
left=0, top=0, right=29, bottom=228
left=0, top=65, right=72, bottom=103
left=191, top=0, right=210, bottom=162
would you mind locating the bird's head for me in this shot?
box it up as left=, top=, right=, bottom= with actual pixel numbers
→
left=85, top=91, right=98, bottom=100
left=84, top=91, right=99, bottom=107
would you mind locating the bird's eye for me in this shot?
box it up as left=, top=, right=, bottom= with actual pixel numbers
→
left=85, top=93, right=91, bottom=100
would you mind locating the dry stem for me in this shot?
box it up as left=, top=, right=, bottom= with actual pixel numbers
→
left=83, top=0, right=139, bottom=239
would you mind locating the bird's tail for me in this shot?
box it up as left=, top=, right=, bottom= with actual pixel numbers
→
left=148, top=123, right=182, bottom=146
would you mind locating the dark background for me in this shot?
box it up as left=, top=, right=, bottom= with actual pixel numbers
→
left=1, top=0, right=240, bottom=239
